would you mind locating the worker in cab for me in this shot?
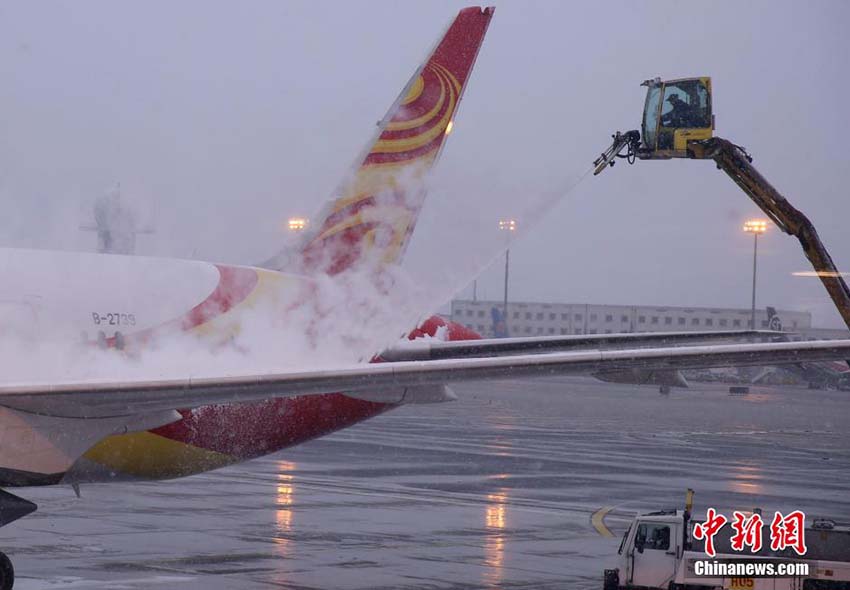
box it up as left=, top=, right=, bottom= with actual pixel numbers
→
left=662, top=93, right=696, bottom=128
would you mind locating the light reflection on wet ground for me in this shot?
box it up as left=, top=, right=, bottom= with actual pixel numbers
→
left=484, top=489, right=508, bottom=587
left=10, top=376, right=850, bottom=589
left=273, top=460, right=295, bottom=563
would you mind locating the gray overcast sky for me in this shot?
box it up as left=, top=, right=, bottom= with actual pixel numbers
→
left=1, top=1, right=849, bottom=326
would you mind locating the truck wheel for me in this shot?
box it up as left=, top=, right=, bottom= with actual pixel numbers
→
left=603, top=568, right=619, bottom=590
left=0, top=552, right=14, bottom=590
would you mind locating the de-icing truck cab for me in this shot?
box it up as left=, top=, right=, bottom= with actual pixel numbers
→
left=603, top=490, right=850, bottom=590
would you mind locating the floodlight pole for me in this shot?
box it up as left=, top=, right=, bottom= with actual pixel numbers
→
left=751, top=232, right=758, bottom=330
left=743, top=219, right=767, bottom=330
left=498, top=219, right=516, bottom=331
left=503, top=248, right=509, bottom=319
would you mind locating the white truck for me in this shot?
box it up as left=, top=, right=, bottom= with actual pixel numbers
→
left=604, top=496, right=850, bottom=590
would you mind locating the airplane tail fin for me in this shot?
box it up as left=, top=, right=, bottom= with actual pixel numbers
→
left=264, top=7, right=494, bottom=275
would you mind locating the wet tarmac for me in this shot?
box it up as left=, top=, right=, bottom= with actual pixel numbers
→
left=9, top=376, right=850, bottom=589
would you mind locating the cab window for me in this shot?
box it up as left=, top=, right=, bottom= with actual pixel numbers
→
left=642, top=85, right=662, bottom=149
left=660, top=80, right=711, bottom=129
left=618, top=524, right=632, bottom=555
left=635, top=523, right=670, bottom=551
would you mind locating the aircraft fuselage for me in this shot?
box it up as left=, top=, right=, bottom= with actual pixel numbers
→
left=0, top=247, right=398, bottom=485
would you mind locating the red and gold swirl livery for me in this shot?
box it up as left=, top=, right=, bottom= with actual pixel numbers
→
left=300, top=7, right=494, bottom=276
left=367, top=61, right=462, bottom=165
left=65, top=7, right=495, bottom=485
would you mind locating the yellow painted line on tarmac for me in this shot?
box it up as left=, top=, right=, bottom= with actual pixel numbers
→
left=591, top=506, right=615, bottom=537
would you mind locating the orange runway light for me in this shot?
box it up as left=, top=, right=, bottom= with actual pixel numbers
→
left=498, top=219, right=517, bottom=232
left=743, top=219, right=768, bottom=234
left=287, top=217, right=308, bottom=232
left=792, top=271, right=850, bottom=278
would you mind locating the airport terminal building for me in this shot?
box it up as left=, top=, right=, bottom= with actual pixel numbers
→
left=450, top=299, right=815, bottom=338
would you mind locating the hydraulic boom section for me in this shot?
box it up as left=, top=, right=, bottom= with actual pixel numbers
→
left=593, top=76, right=850, bottom=332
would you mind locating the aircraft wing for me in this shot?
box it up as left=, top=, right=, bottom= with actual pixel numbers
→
left=380, top=330, right=781, bottom=361
left=2, top=339, right=849, bottom=419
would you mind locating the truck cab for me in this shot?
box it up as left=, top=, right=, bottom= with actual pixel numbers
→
left=614, top=510, right=686, bottom=588
left=606, top=508, right=850, bottom=590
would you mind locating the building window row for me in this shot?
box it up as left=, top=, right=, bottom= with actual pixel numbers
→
left=456, top=304, right=796, bottom=333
